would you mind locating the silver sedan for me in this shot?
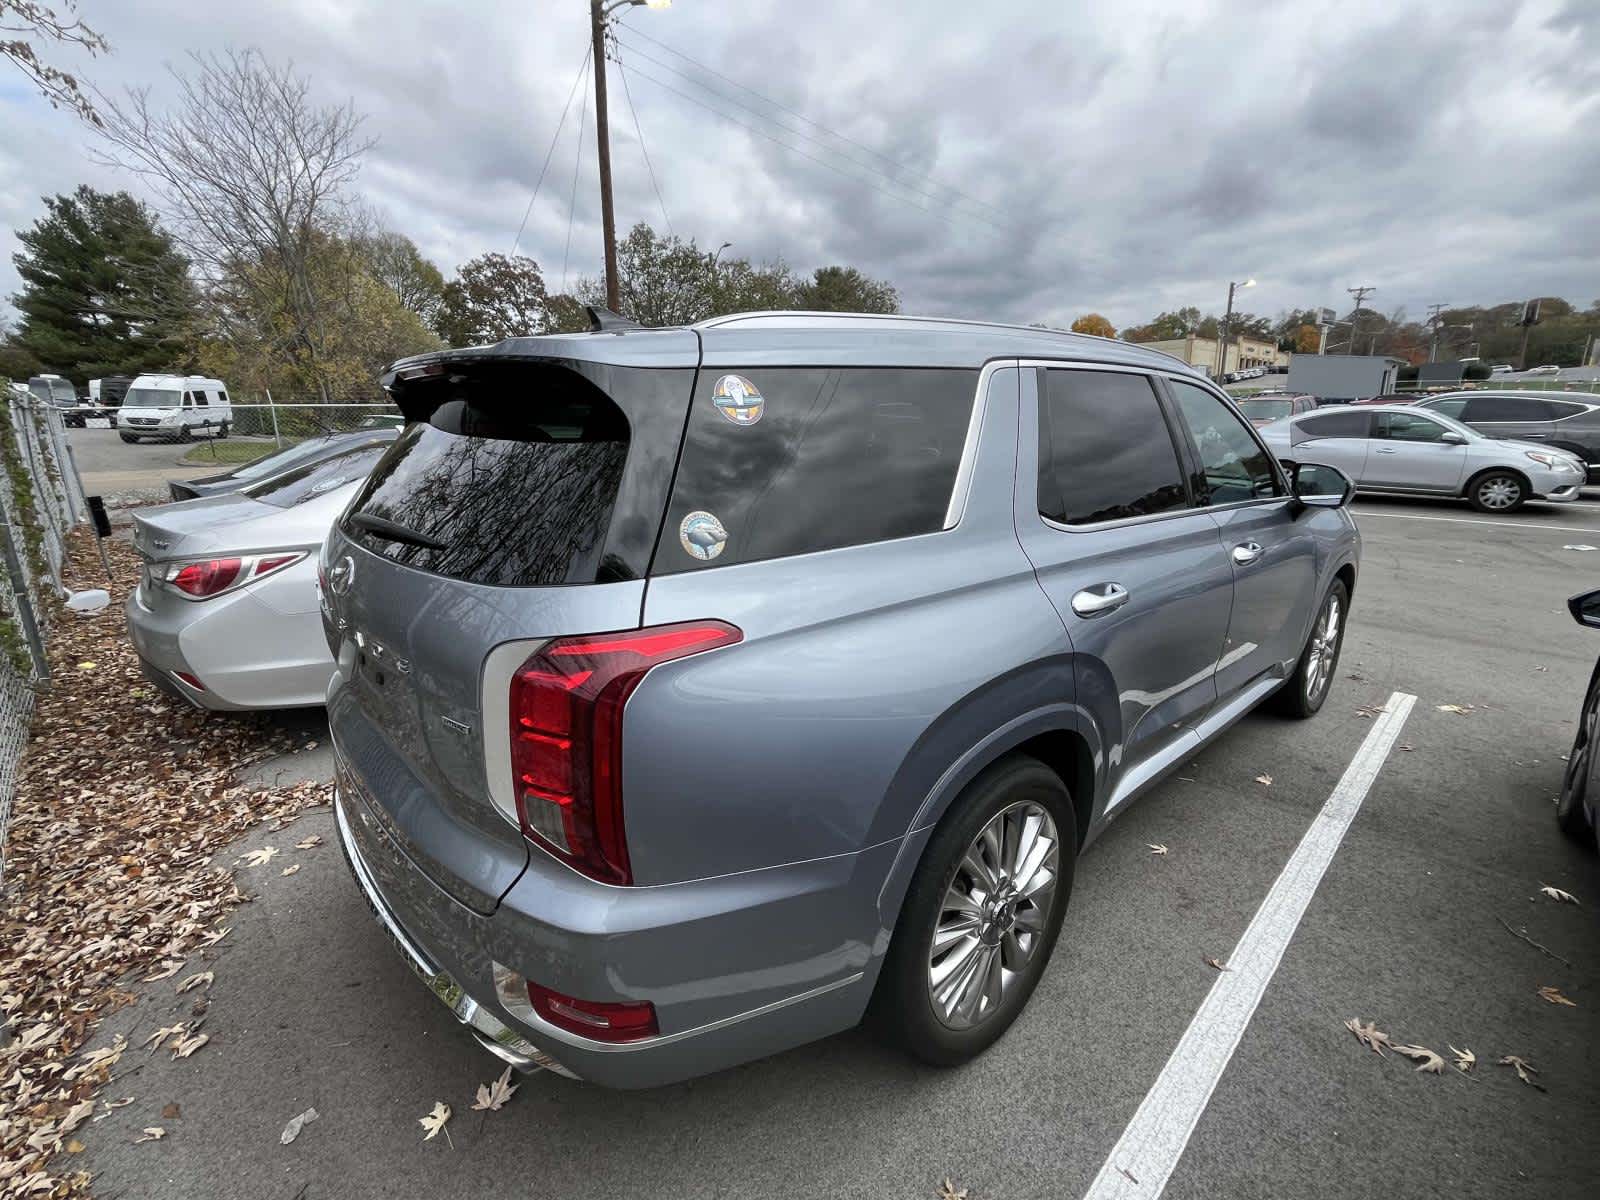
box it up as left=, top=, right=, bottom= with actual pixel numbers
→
left=1256, top=404, right=1585, bottom=513
left=127, top=443, right=387, bottom=709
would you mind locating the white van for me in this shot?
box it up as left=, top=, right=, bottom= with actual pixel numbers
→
left=118, top=375, right=234, bottom=443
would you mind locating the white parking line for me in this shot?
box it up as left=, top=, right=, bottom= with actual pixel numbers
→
left=1081, top=691, right=1417, bottom=1200
left=1354, top=510, right=1600, bottom=535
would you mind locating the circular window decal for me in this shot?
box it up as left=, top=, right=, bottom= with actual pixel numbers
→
left=712, top=374, right=764, bottom=426
left=678, top=510, right=729, bottom=561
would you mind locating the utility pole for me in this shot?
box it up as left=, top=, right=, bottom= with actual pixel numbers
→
left=590, top=0, right=621, bottom=312
left=1517, top=298, right=1542, bottom=370
left=1346, top=285, right=1375, bottom=356
left=1219, top=277, right=1255, bottom=379
left=1425, top=302, right=1447, bottom=362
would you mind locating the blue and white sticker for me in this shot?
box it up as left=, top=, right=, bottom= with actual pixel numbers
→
left=712, top=374, right=764, bottom=426
left=678, top=510, right=729, bottom=561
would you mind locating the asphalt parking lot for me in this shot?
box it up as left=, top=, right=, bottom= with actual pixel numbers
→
left=68, top=425, right=268, bottom=501
left=73, top=491, right=1600, bottom=1200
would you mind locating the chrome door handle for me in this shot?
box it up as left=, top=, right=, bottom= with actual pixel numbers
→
left=1071, top=582, right=1130, bottom=618
left=1232, top=541, right=1264, bottom=566
left=1374, top=447, right=1398, bottom=454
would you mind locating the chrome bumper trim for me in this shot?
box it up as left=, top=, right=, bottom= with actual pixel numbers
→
left=334, top=788, right=576, bottom=1078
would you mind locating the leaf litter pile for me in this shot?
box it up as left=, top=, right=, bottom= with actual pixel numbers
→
left=0, top=535, right=329, bottom=1197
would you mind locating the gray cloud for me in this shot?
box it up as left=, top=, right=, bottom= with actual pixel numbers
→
left=1, top=0, right=1596, bottom=336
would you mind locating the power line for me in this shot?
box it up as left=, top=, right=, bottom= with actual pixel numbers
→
left=511, top=46, right=591, bottom=258
left=562, top=55, right=591, bottom=291
left=615, top=54, right=672, bottom=237
left=618, top=61, right=977, bottom=235
left=617, top=21, right=1008, bottom=223
left=613, top=34, right=1006, bottom=230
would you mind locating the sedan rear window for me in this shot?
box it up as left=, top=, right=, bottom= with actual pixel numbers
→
left=246, top=447, right=385, bottom=508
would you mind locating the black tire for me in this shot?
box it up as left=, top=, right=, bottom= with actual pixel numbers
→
left=177, top=424, right=192, bottom=443
left=216, top=420, right=230, bottom=439
left=870, top=754, right=1076, bottom=1067
left=1466, top=469, right=1527, bottom=513
left=119, top=432, right=139, bottom=444
left=1558, top=669, right=1600, bottom=848
left=1272, top=579, right=1349, bottom=718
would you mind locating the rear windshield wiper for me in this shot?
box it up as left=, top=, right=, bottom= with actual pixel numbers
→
left=348, top=511, right=447, bottom=551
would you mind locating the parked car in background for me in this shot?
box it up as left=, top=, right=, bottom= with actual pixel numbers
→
left=1258, top=403, right=1585, bottom=512
left=1236, top=393, right=1317, bottom=427
left=1528, top=365, right=1562, bottom=376
left=119, top=375, right=234, bottom=442
left=127, top=441, right=388, bottom=710
left=1559, top=588, right=1600, bottom=850
left=1413, top=390, right=1600, bottom=482
left=168, top=428, right=400, bottom=501
left=323, top=312, right=1359, bottom=1087
left=1491, top=365, right=1514, bottom=375
left=1351, top=392, right=1413, bottom=406
left=25, top=374, right=83, bottom=425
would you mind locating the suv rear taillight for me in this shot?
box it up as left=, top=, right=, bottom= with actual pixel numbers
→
left=509, top=621, right=742, bottom=885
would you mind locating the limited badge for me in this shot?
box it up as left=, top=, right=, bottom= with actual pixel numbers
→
left=712, top=374, right=764, bottom=426
left=678, top=510, right=728, bottom=561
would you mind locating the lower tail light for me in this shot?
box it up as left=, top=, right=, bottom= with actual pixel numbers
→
left=527, top=982, right=658, bottom=1042
left=509, top=620, right=742, bottom=885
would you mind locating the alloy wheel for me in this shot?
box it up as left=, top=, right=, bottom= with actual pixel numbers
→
left=928, top=801, right=1059, bottom=1030
left=1476, top=476, right=1521, bottom=510
left=1304, top=592, right=1342, bottom=703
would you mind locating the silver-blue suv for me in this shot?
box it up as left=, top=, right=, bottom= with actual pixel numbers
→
left=323, top=311, right=1360, bottom=1087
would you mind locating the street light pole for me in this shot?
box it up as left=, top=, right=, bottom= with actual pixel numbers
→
left=590, top=0, right=670, bottom=313
left=1219, top=278, right=1254, bottom=380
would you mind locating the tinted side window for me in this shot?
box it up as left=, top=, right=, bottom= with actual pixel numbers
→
left=1465, top=395, right=1550, bottom=421
left=181, top=391, right=194, bottom=409
left=216, top=391, right=230, bottom=406
left=1039, top=370, right=1188, bottom=526
left=656, top=368, right=976, bottom=573
left=1297, top=411, right=1371, bottom=439
left=1546, top=400, right=1587, bottom=419
left=1378, top=412, right=1452, bottom=442
left=192, top=389, right=210, bottom=407
left=1168, top=379, right=1281, bottom=505
left=1422, top=397, right=1469, bottom=418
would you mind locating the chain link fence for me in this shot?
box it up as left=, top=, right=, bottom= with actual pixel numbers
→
left=147, top=397, right=404, bottom=471
left=0, top=389, right=91, bottom=882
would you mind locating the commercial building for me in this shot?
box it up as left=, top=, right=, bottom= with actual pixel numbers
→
left=1136, top=334, right=1289, bottom=376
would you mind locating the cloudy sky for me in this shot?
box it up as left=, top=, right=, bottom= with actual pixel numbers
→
left=2, top=0, right=1597, bottom=332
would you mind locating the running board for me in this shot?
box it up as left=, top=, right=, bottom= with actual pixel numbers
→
left=1104, top=674, right=1285, bottom=817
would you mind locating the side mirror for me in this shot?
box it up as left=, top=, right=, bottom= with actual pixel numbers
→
left=1283, top=460, right=1354, bottom=509
left=1440, top=430, right=1467, bottom=444
left=1569, top=589, right=1600, bottom=630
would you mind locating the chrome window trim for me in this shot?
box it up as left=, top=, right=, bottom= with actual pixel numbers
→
left=942, top=358, right=1013, bottom=529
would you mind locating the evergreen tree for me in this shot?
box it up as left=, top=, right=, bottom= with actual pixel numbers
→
left=10, top=186, right=199, bottom=379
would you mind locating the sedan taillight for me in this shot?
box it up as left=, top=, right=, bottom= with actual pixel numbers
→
left=509, top=621, right=742, bottom=885
left=162, top=552, right=306, bottom=599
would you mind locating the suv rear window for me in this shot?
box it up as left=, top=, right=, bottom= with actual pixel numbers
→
left=654, top=368, right=977, bottom=573
left=344, top=363, right=691, bottom=586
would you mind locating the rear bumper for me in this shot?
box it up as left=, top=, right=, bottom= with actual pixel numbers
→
left=332, top=754, right=891, bottom=1088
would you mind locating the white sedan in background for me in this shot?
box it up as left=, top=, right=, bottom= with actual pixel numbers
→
left=1257, top=404, right=1585, bottom=513
left=126, top=442, right=387, bottom=709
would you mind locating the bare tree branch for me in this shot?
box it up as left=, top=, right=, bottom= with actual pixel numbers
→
left=1, top=0, right=109, bottom=124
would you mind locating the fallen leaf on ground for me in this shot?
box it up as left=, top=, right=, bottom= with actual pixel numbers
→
left=143, top=1024, right=187, bottom=1052
left=1398, top=743, right=1414, bottom=752
left=1147, top=843, right=1169, bottom=857
left=1536, top=985, right=1576, bottom=1007
left=937, top=1180, right=969, bottom=1200
left=1539, top=885, right=1579, bottom=905
left=1436, top=704, right=1474, bottom=715
left=294, top=835, right=322, bottom=849
left=66, top=1139, right=85, bottom=1154
left=419, top=1101, right=452, bottom=1145
left=1449, top=1045, right=1475, bottom=1073
left=1254, top=774, right=1272, bottom=786
left=58, top=1099, right=96, bottom=1134
left=1498, top=1055, right=1545, bottom=1090
left=135, top=1127, right=166, bottom=1143
left=239, top=847, right=279, bottom=868
left=176, top=971, right=214, bottom=994
left=1355, top=703, right=1386, bottom=719
left=472, top=1066, right=519, bottom=1112
left=200, top=926, right=231, bottom=948
left=161, top=1102, right=181, bottom=1120
left=1203, top=956, right=1231, bottom=972
left=280, top=1107, right=319, bottom=1145
left=144, top=960, right=183, bottom=982
left=280, top=864, right=300, bottom=877
left=171, top=1032, right=210, bottom=1059
left=1344, top=1018, right=1392, bottom=1056
left=1391, top=1044, right=1445, bottom=1074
